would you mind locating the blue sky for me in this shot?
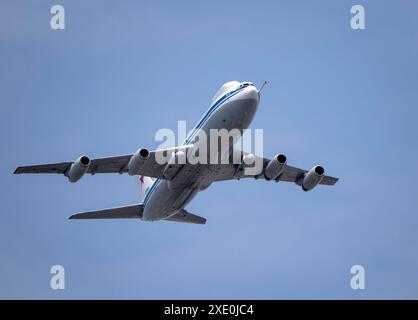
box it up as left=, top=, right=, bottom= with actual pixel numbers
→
left=1, top=0, right=418, bottom=299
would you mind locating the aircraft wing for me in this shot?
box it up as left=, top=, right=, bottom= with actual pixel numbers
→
left=262, top=163, right=338, bottom=185
left=212, top=152, right=338, bottom=186
left=13, top=156, right=132, bottom=175
left=14, top=146, right=338, bottom=186
left=13, top=145, right=193, bottom=180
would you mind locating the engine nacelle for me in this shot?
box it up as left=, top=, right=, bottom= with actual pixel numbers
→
left=67, top=156, right=90, bottom=183
left=302, top=165, right=324, bottom=191
left=264, top=153, right=287, bottom=180
left=128, top=148, right=150, bottom=176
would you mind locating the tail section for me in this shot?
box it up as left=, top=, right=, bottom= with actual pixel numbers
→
left=69, top=204, right=143, bottom=219
left=165, top=209, right=206, bottom=224
left=138, top=175, right=155, bottom=202
left=69, top=205, right=206, bottom=224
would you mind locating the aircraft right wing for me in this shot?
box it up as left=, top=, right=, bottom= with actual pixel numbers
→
left=14, top=145, right=194, bottom=181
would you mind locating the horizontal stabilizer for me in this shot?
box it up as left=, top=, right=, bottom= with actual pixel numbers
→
left=69, top=204, right=143, bottom=220
left=165, top=209, right=206, bottom=225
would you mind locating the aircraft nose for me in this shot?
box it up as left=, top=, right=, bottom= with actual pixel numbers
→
left=241, top=86, right=259, bottom=103
left=235, top=85, right=259, bottom=122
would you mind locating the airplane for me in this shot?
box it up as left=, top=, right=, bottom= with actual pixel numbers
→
left=14, top=81, right=338, bottom=224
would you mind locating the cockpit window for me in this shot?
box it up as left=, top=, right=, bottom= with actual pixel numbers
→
left=239, top=82, right=254, bottom=88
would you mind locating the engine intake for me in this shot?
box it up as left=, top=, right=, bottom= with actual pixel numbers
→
left=302, top=165, right=324, bottom=191
left=67, top=156, right=90, bottom=183
left=128, top=148, right=150, bottom=176
left=264, top=153, right=287, bottom=180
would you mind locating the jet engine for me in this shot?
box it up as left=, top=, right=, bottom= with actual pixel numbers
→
left=128, top=148, right=150, bottom=176
left=301, top=165, right=324, bottom=191
left=67, top=156, right=90, bottom=183
left=264, top=153, right=287, bottom=180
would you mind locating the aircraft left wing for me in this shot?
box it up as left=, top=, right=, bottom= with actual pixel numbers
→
left=212, top=151, right=338, bottom=189
left=261, top=163, right=339, bottom=186
left=13, top=145, right=193, bottom=181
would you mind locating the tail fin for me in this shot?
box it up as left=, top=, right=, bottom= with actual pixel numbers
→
left=138, top=175, right=155, bottom=202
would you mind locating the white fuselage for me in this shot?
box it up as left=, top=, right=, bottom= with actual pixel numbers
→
left=142, top=81, right=260, bottom=221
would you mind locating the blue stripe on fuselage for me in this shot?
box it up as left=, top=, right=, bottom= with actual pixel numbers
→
left=142, top=86, right=245, bottom=207
left=183, top=87, right=245, bottom=145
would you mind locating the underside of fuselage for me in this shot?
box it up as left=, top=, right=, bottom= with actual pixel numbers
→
left=142, top=83, right=260, bottom=221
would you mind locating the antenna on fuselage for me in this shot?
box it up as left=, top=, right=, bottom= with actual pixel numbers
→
left=258, top=81, right=267, bottom=94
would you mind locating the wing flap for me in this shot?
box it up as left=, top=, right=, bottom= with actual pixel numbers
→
left=69, top=204, right=143, bottom=219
